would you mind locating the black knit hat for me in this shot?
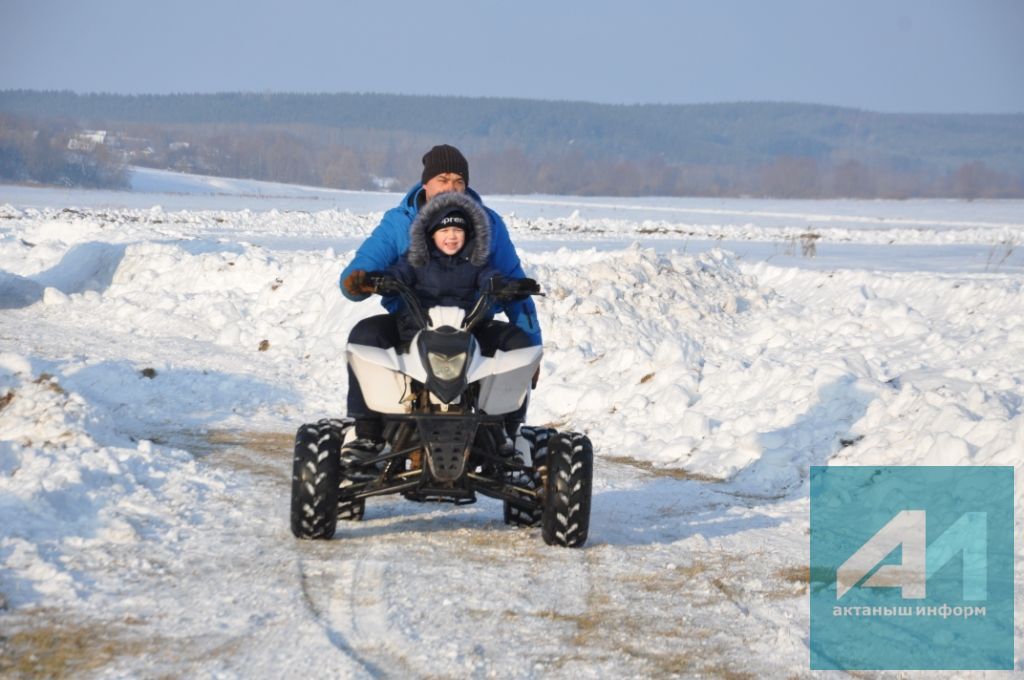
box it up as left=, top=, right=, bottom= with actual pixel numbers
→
left=427, top=208, right=474, bottom=240
left=421, top=144, right=469, bottom=185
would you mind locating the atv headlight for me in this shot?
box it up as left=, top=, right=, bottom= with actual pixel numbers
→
left=427, top=351, right=467, bottom=381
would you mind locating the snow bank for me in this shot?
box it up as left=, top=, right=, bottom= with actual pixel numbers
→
left=4, top=199, right=1024, bottom=249
left=716, top=265, right=1024, bottom=501
left=506, top=213, right=1024, bottom=246
left=0, top=203, right=380, bottom=255
left=4, top=205, right=1023, bottom=506
left=526, top=246, right=765, bottom=466
left=0, top=353, right=223, bottom=608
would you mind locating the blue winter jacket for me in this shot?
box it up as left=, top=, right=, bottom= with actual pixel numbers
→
left=340, top=184, right=542, bottom=344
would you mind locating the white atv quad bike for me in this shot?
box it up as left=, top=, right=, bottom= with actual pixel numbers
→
left=290, top=276, right=593, bottom=547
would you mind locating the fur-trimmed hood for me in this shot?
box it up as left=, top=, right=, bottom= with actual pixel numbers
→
left=406, top=191, right=490, bottom=268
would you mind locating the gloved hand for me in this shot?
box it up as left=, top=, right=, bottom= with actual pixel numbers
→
left=369, top=273, right=401, bottom=295
left=343, top=270, right=377, bottom=296
left=492, top=277, right=541, bottom=300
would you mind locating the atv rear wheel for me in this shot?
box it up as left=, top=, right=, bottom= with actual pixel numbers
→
left=290, top=419, right=343, bottom=539
left=541, top=431, right=593, bottom=547
left=503, top=426, right=555, bottom=527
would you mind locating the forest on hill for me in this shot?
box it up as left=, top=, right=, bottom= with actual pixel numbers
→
left=2, top=90, right=1022, bottom=197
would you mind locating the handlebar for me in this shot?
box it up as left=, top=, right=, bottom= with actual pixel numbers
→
left=367, top=274, right=542, bottom=333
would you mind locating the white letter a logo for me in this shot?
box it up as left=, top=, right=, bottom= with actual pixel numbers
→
left=837, top=510, right=926, bottom=599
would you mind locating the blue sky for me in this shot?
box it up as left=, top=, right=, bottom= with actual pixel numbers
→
left=1, top=0, right=1021, bottom=114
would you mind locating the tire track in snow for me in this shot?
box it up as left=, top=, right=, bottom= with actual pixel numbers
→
left=296, top=557, right=407, bottom=675
left=198, top=431, right=805, bottom=676
left=193, top=430, right=406, bottom=676
left=293, top=504, right=597, bottom=677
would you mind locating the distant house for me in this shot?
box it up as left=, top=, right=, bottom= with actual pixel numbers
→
left=109, top=134, right=157, bottom=161
left=372, top=175, right=400, bottom=190
left=67, top=130, right=107, bottom=151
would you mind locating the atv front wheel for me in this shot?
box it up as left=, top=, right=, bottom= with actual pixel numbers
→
left=290, top=420, right=343, bottom=539
left=541, top=431, right=593, bottom=547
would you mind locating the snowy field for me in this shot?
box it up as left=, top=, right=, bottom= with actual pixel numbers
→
left=1, top=168, right=1023, bottom=677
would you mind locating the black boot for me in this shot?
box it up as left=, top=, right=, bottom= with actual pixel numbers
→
left=341, top=418, right=385, bottom=467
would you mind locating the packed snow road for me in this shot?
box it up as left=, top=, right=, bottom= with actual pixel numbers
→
left=2, top=184, right=1023, bottom=676
left=1, top=420, right=807, bottom=677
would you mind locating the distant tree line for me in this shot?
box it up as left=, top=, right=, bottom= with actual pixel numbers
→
left=0, top=113, right=128, bottom=189
left=1, top=91, right=1022, bottom=198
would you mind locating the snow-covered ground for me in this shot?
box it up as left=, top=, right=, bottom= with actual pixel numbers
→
left=1, top=169, right=1023, bottom=677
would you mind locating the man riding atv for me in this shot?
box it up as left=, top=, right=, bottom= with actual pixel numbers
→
left=339, top=145, right=541, bottom=461
left=289, top=147, right=592, bottom=547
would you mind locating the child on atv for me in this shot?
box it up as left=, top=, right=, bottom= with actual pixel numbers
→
left=343, top=191, right=538, bottom=460
left=293, top=192, right=591, bottom=545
